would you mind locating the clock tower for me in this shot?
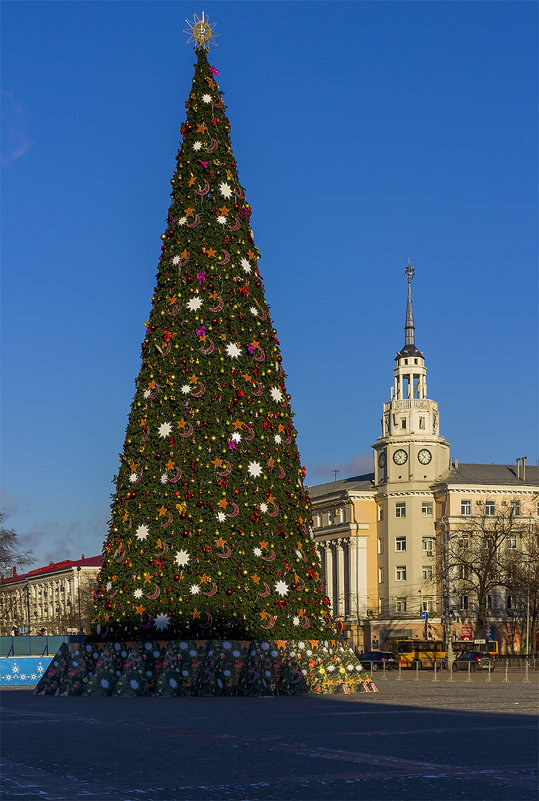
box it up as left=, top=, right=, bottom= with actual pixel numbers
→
left=373, top=261, right=450, bottom=485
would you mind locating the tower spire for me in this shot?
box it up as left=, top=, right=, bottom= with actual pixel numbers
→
left=404, top=259, right=415, bottom=348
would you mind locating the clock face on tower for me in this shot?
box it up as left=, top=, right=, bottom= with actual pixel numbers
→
left=418, top=448, right=432, bottom=465
left=378, top=451, right=386, bottom=468
left=393, top=449, right=408, bottom=465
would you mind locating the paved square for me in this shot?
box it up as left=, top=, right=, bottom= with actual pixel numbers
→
left=1, top=675, right=537, bottom=800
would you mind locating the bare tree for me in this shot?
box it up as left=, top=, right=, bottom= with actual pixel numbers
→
left=439, top=503, right=534, bottom=639
left=0, top=514, right=34, bottom=576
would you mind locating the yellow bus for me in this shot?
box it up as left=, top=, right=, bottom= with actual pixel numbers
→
left=452, top=639, right=498, bottom=658
left=388, top=639, right=446, bottom=669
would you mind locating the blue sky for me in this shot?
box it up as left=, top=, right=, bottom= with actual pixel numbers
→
left=1, top=1, right=537, bottom=567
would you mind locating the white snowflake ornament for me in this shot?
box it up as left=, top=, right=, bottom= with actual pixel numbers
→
left=158, top=422, right=172, bottom=438
left=247, top=461, right=262, bottom=478
left=219, top=182, right=232, bottom=198
left=275, top=580, right=289, bottom=597
left=174, top=549, right=190, bottom=567
left=154, top=614, right=170, bottom=631
left=226, top=342, right=242, bottom=359
left=136, top=525, right=150, bottom=541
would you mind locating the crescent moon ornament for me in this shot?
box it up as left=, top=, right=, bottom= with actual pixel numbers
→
left=139, top=616, right=154, bottom=630
left=200, top=339, right=215, bottom=355
left=178, top=423, right=194, bottom=438
left=252, top=382, right=263, bottom=397
left=258, top=582, right=270, bottom=598
left=142, top=427, right=149, bottom=441
left=260, top=614, right=276, bottom=630
left=136, top=469, right=143, bottom=483
left=301, top=616, right=311, bottom=629
left=267, top=504, right=279, bottom=518
left=198, top=612, right=213, bottom=628
left=167, top=468, right=182, bottom=483
left=149, top=384, right=160, bottom=399
left=203, top=582, right=218, bottom=597
left=217, top=544, right=232, bottom=558
left=227, top=217, right=240, bottom=231
left=167, top=302, right=181, bottom=316
left=191, top=382, right=205, bottom=397
left=155, top=541, right=169, bottom=556
left=161, top=511, right=174, bottom=528
left=161, top=342, right=171, bottom=356
left=254, top=300, right=267, bottom=321
left=220, top=249, right=230, bottom=264
left=253, top=348, right=265, bottom=362
left=113, top=549, right=125, bottom=563
left=291, top=669, right=304, bottom=684
left=204, top=138, right=219, bottom=152
left=146, top=584, right=160, bottom=600
left=226, top=503, right=239, bottom=518
left=177, top=254, right=190, bottom=268
left=217, top=460, right=231, bottom=477
left=261, top=550, right=276, bottom=562
left=243, top=425, right=254, bottom=441
left=279, top=466, right=286, bottom=479
left=294, top=576, right=305, bottom=591
left=186, top=214, right=201, bottom=228
left=194, top=179, right=210, bottom=195
left=281, top=435, right=291, bottom=444
left=212, top=96, right=224, bottom=108
left=108, top=589, right=118, bottom=598
left=209, top=296, right=224, bottom=312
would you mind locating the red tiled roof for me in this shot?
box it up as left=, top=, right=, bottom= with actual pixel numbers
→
left=1, top=555, right=103, bottom=584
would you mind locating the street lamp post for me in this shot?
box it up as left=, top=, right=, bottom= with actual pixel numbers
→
left=77, top=566, right=83, bottom=634
left=25, top=582, right=31, bottom=636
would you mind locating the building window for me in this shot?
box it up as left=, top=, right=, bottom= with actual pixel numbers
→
left=395, top=565, right=407, bottom=581
left=458, top=564, right=470, bottom=580
left=422, top=538, right=434, bottom=554
left=461, top=500, right=471, bottom=515
left=314, top=514, right=321, bottom=528
left=507, top=595, right=514, bottom=610
left=378, top=567, right=384, bottom=584
left=421, top=502, right=433, bottom=517
left=419, top=417, right=425, bottom=430
left=422, top=597, right=435, bottom=613
left=510, top=501, right=521, bottom=516
left=327, top=510, right=334, bottom=526
left=396, top=597, right=407, bottom=612
left=377, top=538, right=384, bottom=554
left=422, top=566, right=433, bottom=581
left=459, top=595, right=469, bottom=611
left=395, top=502, right=406, bottom=518
left=485, top=500, right=495, bottom=516
left=458, top=534, right=470, bottom=549
left=486, top=594, right=493, bottom=610
left=401, top=419, right=407, bottom=429
left=378, top=598, right=383, bottom=615
left=377, top=504, right=384, bottom=521
left=507, top=535, right=517, bottom=550
left=395, top=537, right=406, bottom=552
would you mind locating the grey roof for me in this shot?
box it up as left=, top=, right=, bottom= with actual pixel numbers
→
left=306, top=473, right=375, bottom=500
left=433, top=463, right=539, bottom=488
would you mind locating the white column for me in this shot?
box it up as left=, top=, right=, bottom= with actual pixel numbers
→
left=336, top=541, right=345, bottom=617
left=324, top=545, right=334, bottom=614
left=349, top=537, right=359, bottom=622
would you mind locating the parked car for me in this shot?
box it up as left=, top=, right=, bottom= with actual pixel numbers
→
left=451, top=651, right=495, bottom=671
left=358, top=651, right=399, bottom=671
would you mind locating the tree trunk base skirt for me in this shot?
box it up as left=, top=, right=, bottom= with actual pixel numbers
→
left=34, top=638, right=378, bottom=696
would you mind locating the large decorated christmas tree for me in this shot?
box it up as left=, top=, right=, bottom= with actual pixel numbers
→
left=35, top=15, right=376, bottom=696
left=93, top=22, right=331, bottom=643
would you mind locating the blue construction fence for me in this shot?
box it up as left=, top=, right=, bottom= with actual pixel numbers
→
left=0, top=636, right=87, bottom=687
left=0, top=634, right=86, bottom=658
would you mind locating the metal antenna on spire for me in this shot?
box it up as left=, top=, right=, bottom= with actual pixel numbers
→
left=404, top=259, right=415, bottom=347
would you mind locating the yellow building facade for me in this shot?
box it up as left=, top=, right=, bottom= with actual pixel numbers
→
left=309, top=267, right=538, bottom=655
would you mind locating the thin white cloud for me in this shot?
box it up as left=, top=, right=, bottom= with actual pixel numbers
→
left=1, top=90, right=33, bottom=166
left=308, top=454, right=374, bottom=483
